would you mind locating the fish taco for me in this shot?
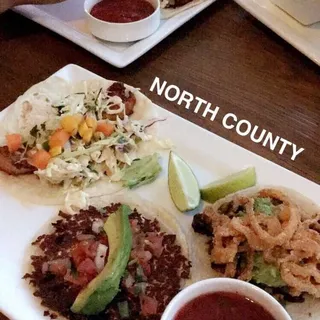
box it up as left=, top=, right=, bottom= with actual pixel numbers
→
left=23, top=194, right=192, bottom=319
left=191, top=186, right=320, bottom=319
left=0, top=76, right=169, bottom=207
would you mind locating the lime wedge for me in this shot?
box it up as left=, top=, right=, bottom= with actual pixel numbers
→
left=168, top=151, right=200, bottom=212
left=200, top=167, right=256, bottom=204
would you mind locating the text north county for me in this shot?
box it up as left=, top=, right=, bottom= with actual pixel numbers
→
left=150, top=77, right=304, bottom=161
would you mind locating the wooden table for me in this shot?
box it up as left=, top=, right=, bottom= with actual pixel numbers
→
left=0, top=0, right=319, bottom=318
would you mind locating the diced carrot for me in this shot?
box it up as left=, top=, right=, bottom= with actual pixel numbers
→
left=96, top=121, right=114, bottom=137
left=29, top=150, right=51, bottom=170
left=6, top=134, right=22, bottom=153
left=49, top=129, right=70, bottom=148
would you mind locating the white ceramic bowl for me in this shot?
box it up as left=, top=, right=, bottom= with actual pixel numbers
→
left=84, top=0, right=161, bottom=42
left=161, top=278, right=292, bottom=320
left=271, top=0, right=320, bottom=25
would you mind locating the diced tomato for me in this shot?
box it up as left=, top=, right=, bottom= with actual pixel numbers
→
left=131, top=249, right=152, bottom=276
left=133, top=249, right=152, bottom=264
left=142, top=263, right=151, bottom=276
left=6, top=134, right=22, bottom=153
left=64, top=270, right=90, bottom=287
left=86, top=241, right=99, bottom=259
left=71, top=240, right=99, bottom=267
left=96, top=121, right=114, bottom=137
left=140, top=295, right=158, bottom=316
left=28, top=150, right=51, bottom=170
left=49, top=128, right=70, bottom=148
left=77, top=258, right=97, bottom=276
left=72, top=244, right=87, bottom=267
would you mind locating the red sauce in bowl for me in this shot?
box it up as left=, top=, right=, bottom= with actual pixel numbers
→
left=90, top=0, right=155, bottom=23
left=174, top=292, right=276, bottom=320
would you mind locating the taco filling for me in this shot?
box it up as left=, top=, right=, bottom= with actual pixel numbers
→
left=0, top=145, right=36, bottom=175
left=0, top=80, right=166, bottom=192
left=192, top=188, right=320, bottom=304
left=24, top=204, right=191, bottom=319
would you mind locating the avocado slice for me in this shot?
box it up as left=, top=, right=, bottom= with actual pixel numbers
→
left=121, top=154, right=162, bottom=189
left=71, top=205, right=132, bottom=315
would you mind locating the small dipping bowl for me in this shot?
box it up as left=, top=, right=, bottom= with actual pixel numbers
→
left=161, top=278, right=292, bottom=320
left=84, top=0, right=161, bottom=42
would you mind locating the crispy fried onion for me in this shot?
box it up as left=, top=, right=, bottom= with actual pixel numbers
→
left=202, top=188, right=320, bottom=298
left=281, top=260, right=320, bottom=298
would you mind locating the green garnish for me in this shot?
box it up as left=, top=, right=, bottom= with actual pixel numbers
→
left=135, top=265, right=145, bottom=282
left=42, top=141, right=50, bottom=151
left=134, top=282, right=147, bottom=296
left=117, top=301, right=129, bottom=319
left=121, top=154, right=162, bottom=189
left=252, top=253, right=285, bottom=287
left=254, top=197, right=274, bottom=216
left=94, top=88, right=102, bottom=105
left=118, top=136, right=127, bottom=144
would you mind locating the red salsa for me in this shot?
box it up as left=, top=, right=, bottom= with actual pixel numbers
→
left=174, top=292, right=276, bottom=320
left=90, top=0, right=155, bottom=23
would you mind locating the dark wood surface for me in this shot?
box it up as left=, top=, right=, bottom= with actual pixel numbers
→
left=0, top=0, right=319, bottom=318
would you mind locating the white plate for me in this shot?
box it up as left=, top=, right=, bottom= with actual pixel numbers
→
left=12, top=0, right=215, bottom=68
left=234, top=0, right=320, bottom=66
left=0, top=64, right=319, bottom=320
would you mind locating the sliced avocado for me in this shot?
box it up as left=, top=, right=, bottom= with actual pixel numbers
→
left=121, top=154, right=162, bottom=189
left=71, top=205, right=132, bottom=315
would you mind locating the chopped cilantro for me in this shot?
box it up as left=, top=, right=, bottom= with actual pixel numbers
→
left=135, top=265, right=145, bottom=282
left=42, top=141, right=50, bottom=151
left=70, top=262, right=78, bottom=277
left=95, top=88, right=102, bottom=105
left=118, top=136, right=127, bottom=144
left=85, top=104, right=97, bottom=112
left=117, top=301, right=130, bottom=318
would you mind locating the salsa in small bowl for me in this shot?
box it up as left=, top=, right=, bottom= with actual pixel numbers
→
left=161, top=278, right=292, bottom=320
left=84, top=0, right=160, bottom=42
